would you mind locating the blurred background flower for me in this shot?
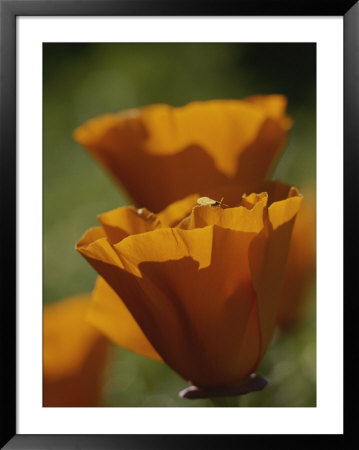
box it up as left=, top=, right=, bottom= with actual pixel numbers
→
left=278, top=188, right=316, bottom=330
left=43, top=43, right=316, bottom=407
left=73, top=96, right=291, bottom=212
left=43, top=294, right=111, bottom=407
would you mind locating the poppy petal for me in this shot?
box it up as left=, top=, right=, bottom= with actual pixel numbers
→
left=78, top=224, right=263, bottom=388
left=157, top=193, right=199, bottom=227
left=98, top=206, right=161, bottom=244
left=249, top=194, right=303, bottom=353
left=87, top=277, right=162, bottom=361
left=244, top=94, right=292, bottom=127
left=177, top=194, right=267, bottom=232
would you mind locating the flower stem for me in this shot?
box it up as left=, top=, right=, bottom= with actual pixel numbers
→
left=210, top=396, right=241, bottom=407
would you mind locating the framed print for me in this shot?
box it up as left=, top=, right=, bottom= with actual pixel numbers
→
left=1, top=0, right=357, bottom=448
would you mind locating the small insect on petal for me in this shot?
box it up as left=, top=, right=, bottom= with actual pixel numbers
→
left=197, top=197, right=229, bottom=208
left=197, top=197, right=219, bottom=206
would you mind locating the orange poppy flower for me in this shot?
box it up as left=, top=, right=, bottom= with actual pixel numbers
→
left=76, top=182, right=302, bottom=389
left=74, top=96, right=292, bottom=212
left=277, top=189, right=316, bottom=329
left=43, top=294, right=110, bottom=407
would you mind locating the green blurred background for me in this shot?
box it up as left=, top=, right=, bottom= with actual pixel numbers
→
left=43, top=43, right=316, bottom=407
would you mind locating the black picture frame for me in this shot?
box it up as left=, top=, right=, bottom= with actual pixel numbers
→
left=1, top=0, right=357, bottom=448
